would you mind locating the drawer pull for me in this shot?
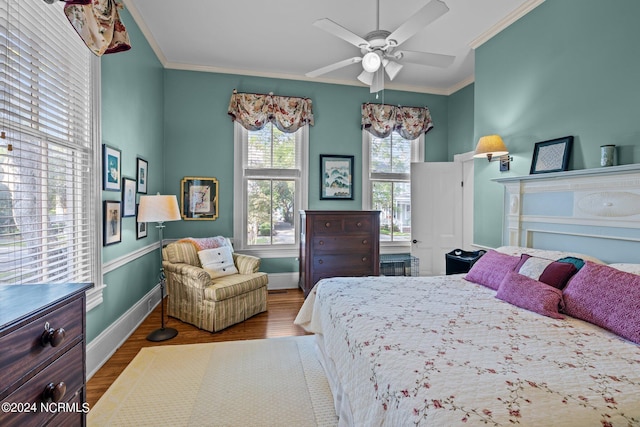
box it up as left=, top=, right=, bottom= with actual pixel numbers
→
left=362, top=257, right=368, bottom=262
left=362, top=239, right=368, bottom=245
left=43, top=381, right=66, bottom=403
left=356, top=222, right=362, bottom=227
left=325, top=222, right=331, bottom=228
left=41, top=322, right=66, bottom=347
left=318, top=259, right=324, bottom=264
left=318, top=240, right=324, bottom=245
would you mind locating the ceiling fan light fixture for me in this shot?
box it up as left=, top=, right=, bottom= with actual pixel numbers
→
left=362, top=51, right=381, bottom=73
left=357, top=70, right=374, bottom=85
left=384, top=60, right=403, bottom=81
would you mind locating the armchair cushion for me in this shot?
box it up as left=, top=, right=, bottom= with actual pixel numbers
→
left=233, top=253, right=261, bottom=274
left=199, top=246, right=238, bottom=278
left=164, top=241, right=200, bottom=266
left=204, top=272, right=268, bottom=301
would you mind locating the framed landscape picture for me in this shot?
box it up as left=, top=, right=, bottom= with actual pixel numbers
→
left=102, top=144, right=121, bottom=191
left=103, top=200, right=122, bottom=246
left=122, top=177, right=136, bottom=217
left=180, top=176, right=219, bottom=220
left=136, top=204, right=147, bottom=239
left=136, top=157, right=148, bottom=194
left=320, top=154, right=354, bottom=200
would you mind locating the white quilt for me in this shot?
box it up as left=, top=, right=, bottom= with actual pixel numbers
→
left=295, top=275, right=640, bottom=426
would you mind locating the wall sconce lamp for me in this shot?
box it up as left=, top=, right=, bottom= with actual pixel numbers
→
left=473, top=134, right=513, bottom=171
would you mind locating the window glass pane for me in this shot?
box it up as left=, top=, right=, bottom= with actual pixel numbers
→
left=371, top=132, right=412, bottom=174
left=246, top=179, right=295, bottom=245
left=372, top=181, right=411, bottom=242
left=247, top=123, right=296, bottom=169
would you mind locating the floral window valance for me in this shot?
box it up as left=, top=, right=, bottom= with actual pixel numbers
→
left=63, top=0, right=131, bottom=56
left=228, top=89, right=314, bottom=133
left=361, top=103, right=433, bottom=140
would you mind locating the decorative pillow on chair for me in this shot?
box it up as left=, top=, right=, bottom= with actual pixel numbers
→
left=464, top=250, right=520, bottom=290
left=198, top=246, right=238, bottom=279
left=514, top=254, right=577, bottom=289
left=496, top=271, right=565, bottom=319
left=563, top=261, right=640, bottom=344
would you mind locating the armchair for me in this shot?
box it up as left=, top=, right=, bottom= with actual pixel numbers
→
left=162, top=240, right=268, bottom=332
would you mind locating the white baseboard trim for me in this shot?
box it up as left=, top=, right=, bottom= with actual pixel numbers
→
left=267, top=272, right=299, bottom=290
left=86, top=284, right=161, bottom=380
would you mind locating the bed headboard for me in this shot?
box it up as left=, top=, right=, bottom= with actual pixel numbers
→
left=494, top=164, right=640, bottom=264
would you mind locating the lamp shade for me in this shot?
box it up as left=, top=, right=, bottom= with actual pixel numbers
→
left=138, top=194, right=181, bottom=223
left=473, top=134, right=508, bottom=159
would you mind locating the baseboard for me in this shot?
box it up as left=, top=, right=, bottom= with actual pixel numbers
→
left=86, top=284, right=161, bottom=380
left=267, top=272, right=298, bottom=290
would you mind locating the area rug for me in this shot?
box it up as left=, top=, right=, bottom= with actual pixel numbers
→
left=88, top=335, right=338, bottom=426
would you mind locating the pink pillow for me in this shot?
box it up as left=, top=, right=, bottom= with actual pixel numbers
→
left=496, top=271, right=565, bottom=319
left=514, top=254, right=577, bottom=289
left=563, top=261, right=640, bottom=344
left=464, top=250, right=520, bottom=290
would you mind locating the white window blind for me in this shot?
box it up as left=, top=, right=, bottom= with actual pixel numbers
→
left=0, top=0, right=99, bottom=286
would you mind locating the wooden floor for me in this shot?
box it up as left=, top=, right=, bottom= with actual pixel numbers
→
left=86, top=288, right=308, bottom=407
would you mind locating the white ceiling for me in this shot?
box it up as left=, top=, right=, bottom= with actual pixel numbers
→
left=124, top=0, right=544, bottom=95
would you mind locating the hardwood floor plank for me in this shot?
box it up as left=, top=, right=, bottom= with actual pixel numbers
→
left=86, top=288, right=307, bottom=407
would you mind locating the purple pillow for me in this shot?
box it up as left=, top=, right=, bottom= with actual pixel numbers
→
left=514, top=254, right=577, bottom=289
left=563, top=261, right=640, bottom=344
left=464, top=250, right=520, bottom=290
left=496, top=271, right=565, bottom=319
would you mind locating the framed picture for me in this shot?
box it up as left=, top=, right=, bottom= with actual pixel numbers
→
left=136, top=157, right=148, bottom=194
left=102, top=144, right=121, bottom=191
left=103, top=200, right=122, bottom=246
left=180, top=176, right=219, bottom=220
left=530, top=136, right=574, bottom=174
left=320, top=154, right=354, bottom=200
left=136, top=203, right=147, bottom=239
left=122, top=177, right=137, bottom=217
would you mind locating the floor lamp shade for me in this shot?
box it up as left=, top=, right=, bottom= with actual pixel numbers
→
left=138, top=194, right=181, bottom=342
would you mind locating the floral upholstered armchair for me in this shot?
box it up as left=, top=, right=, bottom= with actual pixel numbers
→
left=162, top=237, right=268, bottom=332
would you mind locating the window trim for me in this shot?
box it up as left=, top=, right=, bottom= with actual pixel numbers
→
left=233, top=122, right=308, bottom=258
left=362, top=130, right=424, bottom=250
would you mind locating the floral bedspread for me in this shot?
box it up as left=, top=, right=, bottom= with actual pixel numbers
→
left=295, top=275, right=640, bottom=426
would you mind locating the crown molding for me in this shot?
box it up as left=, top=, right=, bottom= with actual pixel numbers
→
left=469, top=0, right=545, bottom=49
left=122, top=0, right=169, bottom=66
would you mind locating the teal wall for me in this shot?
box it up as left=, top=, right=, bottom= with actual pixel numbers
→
left=447, top=83, right=475, bottom=159
left=87, top=9, right=165, bottom=343
left=473, top=0, right=640, bottom=248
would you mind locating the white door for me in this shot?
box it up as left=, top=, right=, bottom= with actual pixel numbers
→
left=411, top=161, right=464, bottom=276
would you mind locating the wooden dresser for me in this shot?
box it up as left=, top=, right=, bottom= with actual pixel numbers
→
left=299, top=210, right=380, bottom=296
left=0, top=283, right=92, bottom=427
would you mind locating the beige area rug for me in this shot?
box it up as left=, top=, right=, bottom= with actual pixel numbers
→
left=89, top=335, right=338, bottom=427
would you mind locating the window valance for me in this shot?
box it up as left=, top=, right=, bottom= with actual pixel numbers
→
left=361, top=103, right=433, bottom=140
left=228, top=89, right=314, bottom=133
left=63, top=0, right=131, bottom=56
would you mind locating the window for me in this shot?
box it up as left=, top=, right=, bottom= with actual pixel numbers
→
left=0, top=1, right=101, bottom=301
left=362, top=130, right=424, bottom=245
left=234, top=122, right=308, bottom=256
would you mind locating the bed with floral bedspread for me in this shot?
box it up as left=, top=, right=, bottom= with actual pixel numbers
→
left=295, top=255, right=640, bottom=426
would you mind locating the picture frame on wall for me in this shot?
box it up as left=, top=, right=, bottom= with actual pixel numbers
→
left=122, top=177, right=137, bottom=217
left=320, top=154, right=354, bottom=200
left=530, top=136, right=574, bottom=174
left=136, top=203, right=147, bottom=239
left=103, top=200, right=122, bottom=246
left=180, top=176, right=219, bottom=220
left=136, top=157, right=148, bottom=194
left=102, top=144, right=121, bottom=191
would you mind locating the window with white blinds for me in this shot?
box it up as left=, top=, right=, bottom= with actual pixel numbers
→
left=0, top=0, right=100, bottom=287
left=363, top=130, right=423, bottom=245
left=234, top=122, right=308, bottom=254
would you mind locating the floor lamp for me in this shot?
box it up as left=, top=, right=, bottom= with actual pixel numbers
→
left=137, top=194, right=182, bottom=342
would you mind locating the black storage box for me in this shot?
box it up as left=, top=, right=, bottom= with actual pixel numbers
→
left=445, top=249, right=486, bottom=275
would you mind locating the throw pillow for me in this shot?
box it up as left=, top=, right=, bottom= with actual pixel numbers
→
left=514, top=254, right=577, bottom=289
left=563, top=261, right=640, bottom=344
left=464, top=250, right=520, bottom=290
left=557, top=256, right=586, bottom=271
left=496, top=271, right=565, bottom=319
left=198, top=246, right=238, bottom=279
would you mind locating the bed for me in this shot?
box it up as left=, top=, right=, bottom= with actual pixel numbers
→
left=294, top=246, right=640, bottom=426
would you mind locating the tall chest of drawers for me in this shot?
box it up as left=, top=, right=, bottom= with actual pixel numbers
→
left=0, top=283, right=92, bottom=427
left=299, top=210, right=380, bottom=296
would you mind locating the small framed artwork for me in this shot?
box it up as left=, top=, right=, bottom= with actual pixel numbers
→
left=103, top=200, right=122, bottom=246
left=102, top=144, right=121, bottom=191
left=180, top=176, right=219, bottom=220
left=530, top=136, right=574, bottom=174
left=136, top=204, right=147, bottom=239
left=122, top=177, right=136, bottom=217
left=320, top=154, right=354, bottom=200
left=136, top=157, right=148, bottom=194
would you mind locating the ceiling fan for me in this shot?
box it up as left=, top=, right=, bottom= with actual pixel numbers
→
left=306, top=0, right=455, bottom=93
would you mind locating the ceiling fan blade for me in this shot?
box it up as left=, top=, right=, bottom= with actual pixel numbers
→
left=395, top=50, right=455, bottom=68
left=306, top=57, right=363, bottom=78
left=386, top=0, right=449, bottom=47
left=313, top=18, right=369, bottom=48
left=370, top=68, right=384, bottom=93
